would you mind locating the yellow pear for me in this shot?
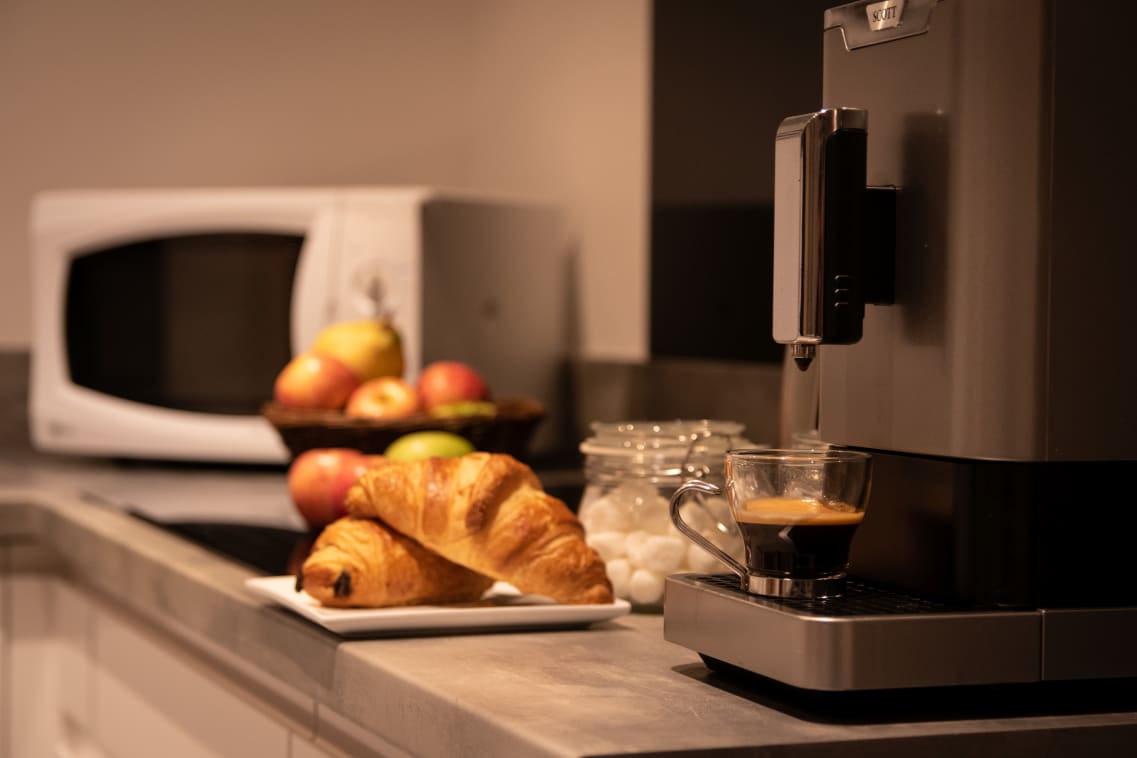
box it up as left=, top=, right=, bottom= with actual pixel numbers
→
left=311, top=319, right=404, bottom=382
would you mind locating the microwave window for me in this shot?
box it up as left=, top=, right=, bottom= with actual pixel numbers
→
left=65, top=233, right=302, bottom=415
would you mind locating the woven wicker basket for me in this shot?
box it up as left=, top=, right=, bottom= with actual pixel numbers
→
left=262, top=397, right=545, bottom=461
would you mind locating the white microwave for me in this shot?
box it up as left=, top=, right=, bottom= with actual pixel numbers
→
left=30, top=187, right=569, bottom=463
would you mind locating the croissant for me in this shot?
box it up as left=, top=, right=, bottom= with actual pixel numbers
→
left=345, top=453, right=613, bottom=605
left=298, top=516, right=494, bottom=608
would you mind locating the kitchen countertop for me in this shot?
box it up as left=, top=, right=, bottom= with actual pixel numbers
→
left=4, top=452, right=1137, bottom=757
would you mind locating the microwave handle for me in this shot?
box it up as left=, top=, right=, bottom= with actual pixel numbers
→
left=289, top=209, right=340, bottom=354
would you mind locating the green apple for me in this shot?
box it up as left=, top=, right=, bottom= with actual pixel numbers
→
left=383, top=431, right=475, bottom=461
left=428, top=400, right=497, bottom=419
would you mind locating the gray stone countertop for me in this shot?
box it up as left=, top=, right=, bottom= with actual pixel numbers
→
left=3, top=452, right=1137, bottom=757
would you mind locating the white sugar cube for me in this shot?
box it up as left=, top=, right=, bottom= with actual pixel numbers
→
left=623, top=530, right=650, bottom=564
left=629, top=534, right=687, bottom=574
left=579, top=495, right=633, bottom=533
left=632, top=494, right=673, bottom=534
left=605, top=558, right=631, bottom=599
left=586, top=531, right=627, bottom=563
left=628, top=568, right=665, bottom=605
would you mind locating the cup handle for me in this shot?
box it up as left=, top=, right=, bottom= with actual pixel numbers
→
left=669, top=479, right=747, bottom=578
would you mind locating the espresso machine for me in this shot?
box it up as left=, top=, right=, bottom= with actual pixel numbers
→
left=665, top=0, right=1137, bottom=691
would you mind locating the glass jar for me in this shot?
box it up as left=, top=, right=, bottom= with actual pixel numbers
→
left=577, top=420, right=750, bottom=611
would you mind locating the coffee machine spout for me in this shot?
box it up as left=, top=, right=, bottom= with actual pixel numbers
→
left=790, top=344, right=816, bottom=372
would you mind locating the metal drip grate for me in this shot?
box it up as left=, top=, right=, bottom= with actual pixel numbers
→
left=666, top=573, right=1048, bottom=690
left=694, top=573, right=960, bottom=617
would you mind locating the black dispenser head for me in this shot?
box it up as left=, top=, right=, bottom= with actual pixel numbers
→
left=772, top=107, right=894, bottom=369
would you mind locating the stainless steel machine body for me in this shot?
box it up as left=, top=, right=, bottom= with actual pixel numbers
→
left=665, top=0, right=1137, bottom=690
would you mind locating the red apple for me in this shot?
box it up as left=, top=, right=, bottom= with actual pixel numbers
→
left=287, top=448, right=370, bottom=528
left=344, top=376, right=421, bottom=419
left=416, top=361, right=490, bottom=411
left=273, top=352, right=359, bottom=410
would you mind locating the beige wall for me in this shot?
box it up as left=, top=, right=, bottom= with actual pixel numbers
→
left=0, top=0, right=649, bottom=360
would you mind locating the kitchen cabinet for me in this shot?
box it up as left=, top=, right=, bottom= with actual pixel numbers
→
left=1, top=544, right=64, bottom=758
left=0, top=547, right=364, bottom=758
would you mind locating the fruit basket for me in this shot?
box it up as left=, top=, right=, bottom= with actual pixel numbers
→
left=262, top=397, right=546, bottom=460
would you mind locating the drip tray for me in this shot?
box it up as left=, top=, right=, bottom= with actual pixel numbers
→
left=664, top=573, right=1042, bottom=691
left=691, top=573, right=963, bottom=616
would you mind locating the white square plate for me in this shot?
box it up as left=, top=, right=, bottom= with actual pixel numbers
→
left=245, top=576, right=630, bottom=637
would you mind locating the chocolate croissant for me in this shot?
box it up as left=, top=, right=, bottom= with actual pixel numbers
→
left=345, top=453, right=613, bottom=605
left=298, top=516, right=493, bottom=608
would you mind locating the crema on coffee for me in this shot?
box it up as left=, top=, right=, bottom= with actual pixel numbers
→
left=736, top=497, right=864, bottom=579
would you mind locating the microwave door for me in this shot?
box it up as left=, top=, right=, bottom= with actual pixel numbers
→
left=65, top=233, right=301, bottom=416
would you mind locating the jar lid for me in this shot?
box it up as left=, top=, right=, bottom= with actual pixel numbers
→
left=579, top=419, right=750, bottom=461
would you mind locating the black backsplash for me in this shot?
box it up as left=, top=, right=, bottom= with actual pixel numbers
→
left=0, top=351, right=31, bottom=454
left=650, top=204, right=781, bottom=363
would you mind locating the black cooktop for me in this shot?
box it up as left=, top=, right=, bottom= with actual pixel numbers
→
left=130, top=511, right=314, bottom=576
left=123, top=465, right=584, bottom=577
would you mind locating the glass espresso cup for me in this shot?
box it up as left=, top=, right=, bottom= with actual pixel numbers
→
left=669, top=449, right=872, bottom=599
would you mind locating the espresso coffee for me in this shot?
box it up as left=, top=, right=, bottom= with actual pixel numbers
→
left=736, top=497, right=864, bottom=579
